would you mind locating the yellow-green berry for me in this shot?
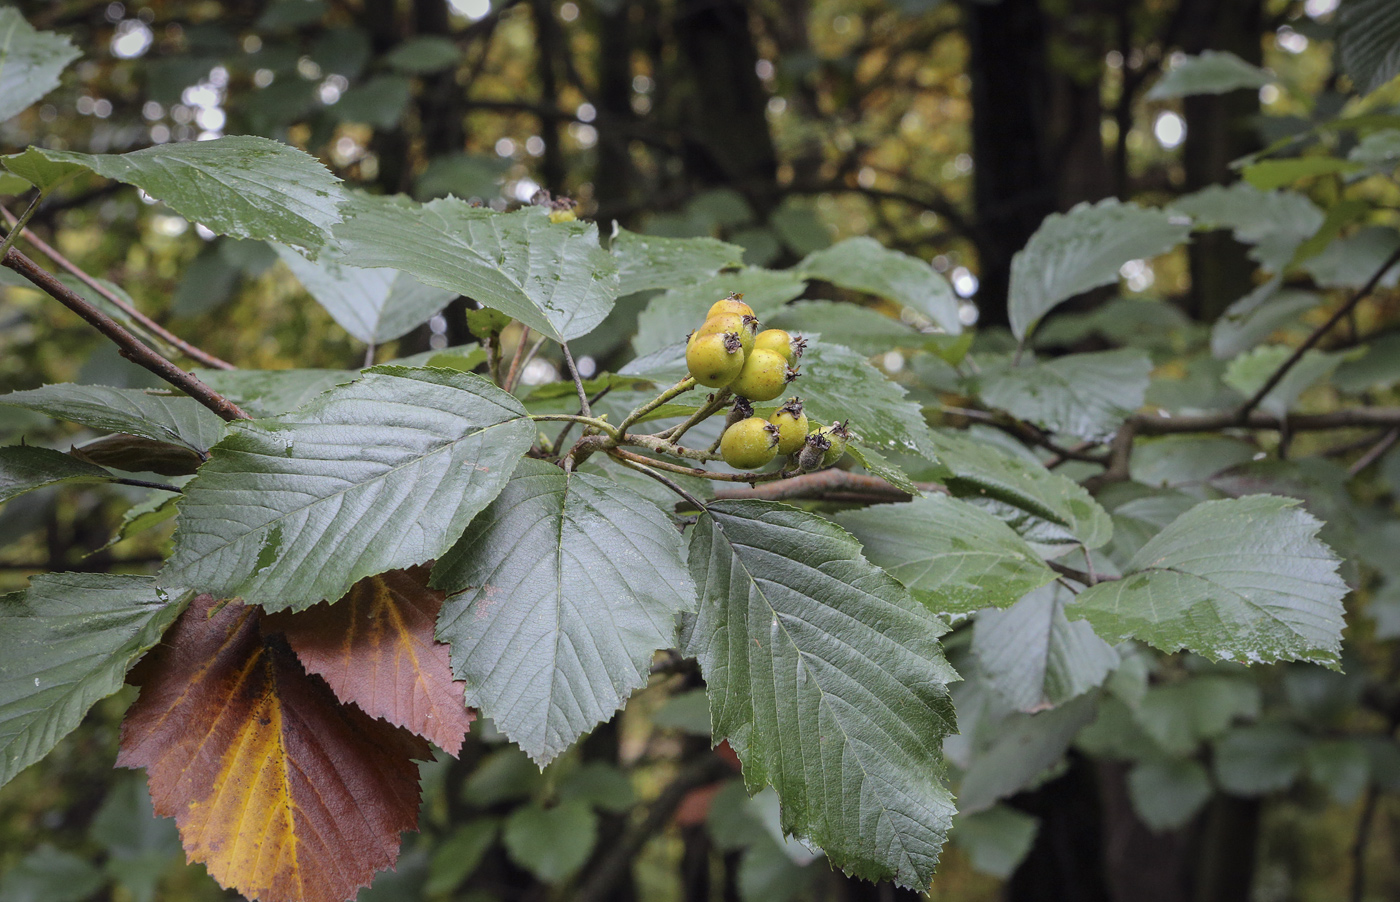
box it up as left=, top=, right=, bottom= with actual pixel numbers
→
left=720, top=417, right=780, bottom=469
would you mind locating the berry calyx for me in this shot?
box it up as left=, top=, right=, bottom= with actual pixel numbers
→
left=816, top=421, right=852, bottom=467
left=725, top=396, right=756, bottom=431
left=720, top=417, right=780, bottom=469
left=686, top=331, right=745, bottom=388
left=754, top=329, right=804, bottom=363
left=708, top=293, right=754, bottom=319
left=797, top=432, right=831, bottom=472
left=697, top=313, right=759, bottom=355
left=770, top=397, right=808, bottom=455
left=731, top=349, right=797, bottom=402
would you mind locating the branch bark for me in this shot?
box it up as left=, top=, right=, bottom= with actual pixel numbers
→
left=3, top=248, right=251, bottom=422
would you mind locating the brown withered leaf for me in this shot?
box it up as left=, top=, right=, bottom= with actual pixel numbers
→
left=119, top=595, right=429, bottom=902
left=268, top=566, right=473, bottom=755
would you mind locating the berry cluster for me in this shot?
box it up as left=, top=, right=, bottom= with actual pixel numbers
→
left=684, top=294, right=850, bottom=473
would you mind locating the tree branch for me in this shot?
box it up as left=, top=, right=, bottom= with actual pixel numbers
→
left=1237, top=244, right=1400, bottom=419
left=3, top=208, right=236, bottom=370
left=713, top=469, right=943, bottom=503
left=1132, top=407, right=1400, bottom=434
left=3, top=248, right=251, bottom=422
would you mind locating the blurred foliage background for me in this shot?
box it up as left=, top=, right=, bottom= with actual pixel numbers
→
left=4, top=0, right=1400, bottom=900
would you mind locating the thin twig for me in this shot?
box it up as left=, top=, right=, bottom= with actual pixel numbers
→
left=665, top=390, right=731, bottom=445
left=3, top=248, right=250, bottom=422
left=0, top=192, right=41, bottom=261
left=1133, top=407, right=1400, bottom=434
left=1238, top=244, right=1400, bottom=419
left=713, top=469, right=941, bottom=503
left=111, top=477, right=183, bottom=493
left=552, top=386, right=612, bottom=452
left=1350, top=785, right=1380, bottom=902
left=502, top=326, right=531, bottom=393
left=4, top=208, right=236, bottom=370
left=573, top=755, right=731, bottom=902
left=614, top=455, right=708, bottom=512
left=608, top=448, right=794, bottom=483
left=363, top=343, right=377, bottom=368
left=1349, top=427, right=1400, bottom=477
left=560, top=342, right=591, bottom=417
left=618, top=377, right=697, bottom=438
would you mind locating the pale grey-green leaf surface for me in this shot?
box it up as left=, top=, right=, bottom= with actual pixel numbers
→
left=972, top=584, right=1119, bottom=713
left=1127, top=760, right=1212, bottom=831
left=1210, top=280, right=1319, bottom=359
left=194, top=368, right=355, bottom=417
left=632, top=268, right=806, bottom=355
left=1069, top=495, right=1347, bottom=665
left=767, top=301, right=930, bottom=357
left=979, top=349, right=1152, bottom=442
left=334, top=194, right=619, bottom=342
left=1145, top=50, right=1271, bottom=99
left=24, top=137, right=344, bottom=253
left=431, top=459, right=695, bottom=765
left=0, top=147, right=86, bottom=195
left=682, top=500, right=959, bottom=889
left=797, top=237, right=960, bottom=334
left=0, top=445, right=114, bottom=503
left=272, top=243, right=456, bottom=344
left=1222, top=345, right=1344, bottom=417
left=928, top=430, right=1113, bottom=550
left=0, top=384, right=226, bottom=454
left=948, top=807, right=1038, bottom=879
left=1338, top=0, right=1400, bottom=95
left=0, top=9, right=80, bottom=124
left=1212, top=723, right=1308, bottom=795
left=1170, top=182, right=1323, bottom=273
left=1008, top=199, right=1191, bottom=340
left=954, top=692, right=1098, bottom=813
left=836, top=494, right=1055, bottom=617
left=610, top=227, right=743, bottom=296
left=0, top=574, right=192, bottom=787
left=162, top=366, right=535, bottom=612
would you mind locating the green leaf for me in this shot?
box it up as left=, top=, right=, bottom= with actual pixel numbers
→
left=1222, top=344, right=1344, bottom=417
left=843, top=440, right=921, bottom=495
left=1128, top=435, right=1255, bottom=489
left=333, top=75, right=412, bottom=129
left=0, top=384, right=227, bottom=455
left=89, top=774, right=182, bottom=902
left=1171, top=182, right=1323, bottom=274
left=1241, top=157, right=1363, bottom=190
left=927, top=430, right=1113, bottom=551
left=797, top=237, right=960, bottom=334
left=334, top=195, right=619, bottom=342
left=1210, top=280, right=1319, bottom=359
left=0, top=9, right=81, bottom=124
left=97, top=493, right=180, bottom=553
left=1132, top=676, right=1260, bottom=756
left=1338, top=0, right=1400, bottom=95
left=424, top=820, right=498, bottom=895
left=979, top=349, right=1152, bottom=442
left=791, top=341, right=935, bottom=456
left=949, top=807, right=1038, bottom=879
left=273, top=243, right=456, bottom=344
left=836, top=494, right=1056, bottom=617
left=0, top=147, right=85, bottom=196
left=502, top=800, right=598, bottom=884
left=1146, top=50, right=1270, bottom=99
left=412, top=153, right=508, bottom=201
left=1304, top=738, right=1371, bottom=804
left=383, top=36, right=462, bottom=74
left=632, top=268, right=806, bottom=355
left=70, top=433, right=205, bottom=477
left=0, top=445, right=115, bottom=502
left=1212, top=723, right=1308, bottom=795
left=954, top=692, right=1098, bottom=813
left=972, top=585, right=1119, bottom=713
left=0, top=845, right=105, bottom=902
left=432, top=459, right=695, bottom=764
left=0, top=171, right=31, bottom=195
left=1008, top=199, right=1191, bottom=341
left=1126, top=760, right=1212, bottom=832
left=610, top=227, right=744, bottom=296
left=1069, top=496, right=1347, bottom=665
left=766, top=301, right=930, bottom=357
left=1301, top=225, right=1400, bottom=290
left=193, top=368, right=354, bottom=417
left=682, top=500, right=959, bottom=889
left=19, top=137, right=344, bottom=254
left=1348, top=128, right=1400, bottom=168
left=0, top=574, right=193, bottom=788
left=163, top=366, right=535, bottom=612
